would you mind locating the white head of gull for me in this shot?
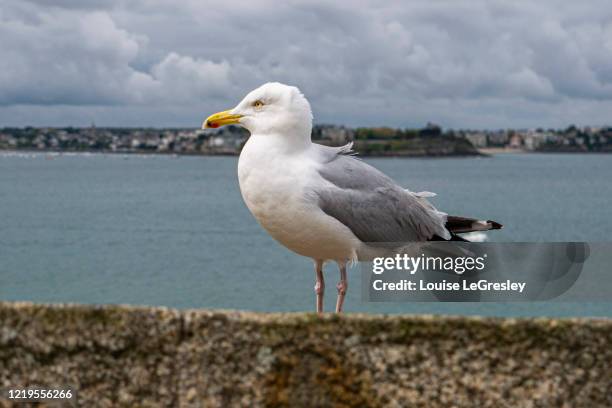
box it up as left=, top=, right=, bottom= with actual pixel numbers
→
left=203, top=82, right=502, bottom=313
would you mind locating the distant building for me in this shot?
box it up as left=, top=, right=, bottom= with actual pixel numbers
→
left=464, top=132, right=487, bottom=148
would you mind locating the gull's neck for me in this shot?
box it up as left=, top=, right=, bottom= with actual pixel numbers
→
left=247, top=129, right=312, bottom=155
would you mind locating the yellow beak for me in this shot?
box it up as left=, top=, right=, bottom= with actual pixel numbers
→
left=202, top=110, right=243, bottom=129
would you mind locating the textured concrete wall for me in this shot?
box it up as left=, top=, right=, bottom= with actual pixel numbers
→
left=1, top=302, right=611, bottom=407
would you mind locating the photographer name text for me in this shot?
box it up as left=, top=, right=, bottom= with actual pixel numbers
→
left=372, top=279, right=526, bottom=293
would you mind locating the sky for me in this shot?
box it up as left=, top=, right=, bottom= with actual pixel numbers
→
left=1, top=0, right=612, bottom=129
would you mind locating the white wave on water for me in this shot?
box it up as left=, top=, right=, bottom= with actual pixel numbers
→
left=0, top=150, right=178, bottom=160
left=0, top=151, right=41, bottom=159
left=0, top=151, right=89, bottom=159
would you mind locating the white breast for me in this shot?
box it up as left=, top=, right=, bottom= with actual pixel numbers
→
left=237, top=136, right=359, bottom=262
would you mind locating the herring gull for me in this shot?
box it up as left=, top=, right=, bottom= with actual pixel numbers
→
left=203, top=82, right=502, bottom=313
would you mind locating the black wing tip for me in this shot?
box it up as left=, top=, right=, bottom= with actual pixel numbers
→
left=487, top=220, right=503, bottom=230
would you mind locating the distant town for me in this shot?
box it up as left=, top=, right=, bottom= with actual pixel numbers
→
left=1, top=123, right=611, bottom=156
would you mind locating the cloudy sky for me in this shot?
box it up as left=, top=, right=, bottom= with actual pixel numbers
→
left=2, top=0, right=612, bottom=128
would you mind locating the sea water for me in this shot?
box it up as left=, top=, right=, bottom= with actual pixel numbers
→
left=1, top=151, right=611, bottom=316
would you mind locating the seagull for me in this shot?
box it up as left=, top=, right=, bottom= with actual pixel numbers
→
left=203, top=82, right=502, bottom=313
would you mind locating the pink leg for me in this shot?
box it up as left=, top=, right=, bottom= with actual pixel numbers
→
left=314, top=260, right=325, bottom=314
left=335, top=262, right=348, bottom=313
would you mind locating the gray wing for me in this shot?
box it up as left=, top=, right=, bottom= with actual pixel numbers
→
left=313, top=144, right=449, bottom=242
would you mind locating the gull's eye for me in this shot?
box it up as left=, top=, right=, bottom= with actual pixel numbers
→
left=252, top=100, right=264, bottom=108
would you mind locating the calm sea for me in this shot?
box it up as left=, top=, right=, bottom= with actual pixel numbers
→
left=1, top=151, right=611, bottom=316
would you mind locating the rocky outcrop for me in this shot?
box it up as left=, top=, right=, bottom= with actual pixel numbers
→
left=1, top=302, right=611, bottom=407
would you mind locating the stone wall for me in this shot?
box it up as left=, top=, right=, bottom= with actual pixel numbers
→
left=1, top=302, right=611, bottom=407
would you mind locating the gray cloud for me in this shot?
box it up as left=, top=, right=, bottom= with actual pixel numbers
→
left=1, top=0, right=612, bottom=128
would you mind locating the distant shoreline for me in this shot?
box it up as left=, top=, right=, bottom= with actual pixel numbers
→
left=478, top=147, right=612, bottom=155
left=1, top=146, right=609, bottom=158
left=478, top=147, right=525, bottom=154
left=0, top=147, right=237, bottom=157
left=0, top=146, right=485, bottom=158
left=4, top=125, right=610, bottom=157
